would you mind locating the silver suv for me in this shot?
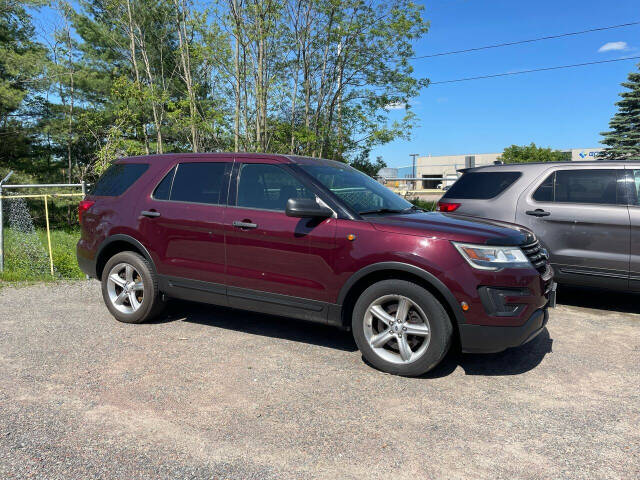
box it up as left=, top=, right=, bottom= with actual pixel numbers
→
left=438, top=161, right=640, bottom=291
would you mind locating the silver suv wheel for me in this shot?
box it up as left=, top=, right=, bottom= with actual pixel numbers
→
left=363, top=294, right=431, bottom=364
left=106, top=262, right=145, bottom=314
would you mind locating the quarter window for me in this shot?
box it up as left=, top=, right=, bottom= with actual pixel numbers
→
left=532, top=173, right=553, bottom=202
left=168, top=162, right=229, bottom=205
left=236, top=163, right=312, bottom=211
left=152, top=166, right=175, bottom=200
left=91, top=163, right=149, bottom=196
left=442, top=172, right=521, bottom=200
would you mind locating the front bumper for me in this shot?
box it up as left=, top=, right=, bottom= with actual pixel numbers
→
left=459, top=307, right=549, bottom=354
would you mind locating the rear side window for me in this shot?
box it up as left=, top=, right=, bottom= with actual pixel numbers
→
left=168, top=162, right=229, bottom=204
left=91, top=163, right=148, bottom=196
left=533, top=169, right=622, bottom=205
left=442, top=172, right=521, bottom=199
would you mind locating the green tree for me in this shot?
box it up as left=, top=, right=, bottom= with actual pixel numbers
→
left=600, top=63, right=640, bottom=160
left=0, top=0, right=48, bottom=174
left=350, top=149, right=386, bottom=177
left=499, top=143, right=570, bottom=164
left=219, top=0, right=429, bottom=160
left=2, top=0, right=431, bottom=185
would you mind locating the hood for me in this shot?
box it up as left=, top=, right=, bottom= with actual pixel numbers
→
left=369, top=211, right=534, bottom=245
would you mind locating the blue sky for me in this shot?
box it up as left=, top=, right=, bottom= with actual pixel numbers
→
left=374, top=0, right=640, bottom=168
left=30, top=0, right=639, bottom=167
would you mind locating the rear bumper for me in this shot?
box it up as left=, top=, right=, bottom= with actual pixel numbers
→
left=76, top=243, right=97, bottom=278
left=459, top=308, right=549, bottom=354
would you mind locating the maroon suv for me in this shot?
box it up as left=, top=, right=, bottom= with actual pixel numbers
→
left=77, top=153, right=555, bottom=376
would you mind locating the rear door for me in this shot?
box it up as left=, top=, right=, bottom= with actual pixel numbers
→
left=515, top=166, right=629, bottom=289
left=137, top=158, right=232, bottom=301
left=224, top=158, right=337, bottom=319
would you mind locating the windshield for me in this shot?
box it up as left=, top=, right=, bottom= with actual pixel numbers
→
left=300, top=163, right=412, bottom=214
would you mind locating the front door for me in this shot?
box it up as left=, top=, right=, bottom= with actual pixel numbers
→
left=625, top=167, right=640, bottom=291
left=224, top=160, right=337, bottom=320
left=515, top=167, right=629, bottom=289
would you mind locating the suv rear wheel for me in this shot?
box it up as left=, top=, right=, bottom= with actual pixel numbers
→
left=352, top=280, right=452, bottom=376
left=101, top=251, right=165, bottom=324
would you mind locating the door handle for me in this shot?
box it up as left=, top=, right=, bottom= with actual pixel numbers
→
left=233, top=220, right=258, bottom=229
left=141, top=210, right=161, bottom=218
left=526, top=209, right=550, bottom=217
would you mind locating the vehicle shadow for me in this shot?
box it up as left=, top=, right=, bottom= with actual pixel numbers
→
left=159, top=299, right=358, bottom=352
left=156, top=300, right=553, bottom=376
left=423, top=328, right=553, bottom=378
left=557, top=285, right=640, bottom=314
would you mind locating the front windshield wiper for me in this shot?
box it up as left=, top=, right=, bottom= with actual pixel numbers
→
left=402, top=205, right=424, bottom=213
left=358, top=208, right=406, bottom=215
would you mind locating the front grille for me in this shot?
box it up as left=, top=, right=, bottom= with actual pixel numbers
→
left=521, top=240, right=549, bottom=274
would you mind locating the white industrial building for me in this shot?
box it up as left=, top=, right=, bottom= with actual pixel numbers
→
left=384, top=147, right=604, bottom=189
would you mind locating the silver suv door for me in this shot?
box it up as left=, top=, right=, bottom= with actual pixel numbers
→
left=515, top=166, right=629, bottom=289
left=625, top=167, right=640, bottom=292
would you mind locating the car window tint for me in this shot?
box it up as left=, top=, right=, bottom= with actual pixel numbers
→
left=442, top=172, right=521, bottom=199
left=91, top=163, right=149, bottom=196
left=152, top=166, right=175, bottom=200
left=237, top=163, right=312, bottom=211
left=532, top=173, right=554, bottom=202
left=554, top=169, right=618, bottom=204
left=170, top=162, right=228, bottom=204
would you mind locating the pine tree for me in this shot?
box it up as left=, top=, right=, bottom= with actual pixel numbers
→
left=601, top=63, right=640, bottom=159
left=0, top=0, right=48, bottom=174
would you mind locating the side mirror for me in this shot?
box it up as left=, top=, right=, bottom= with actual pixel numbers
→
left=285, top=198, right=333, bottom=218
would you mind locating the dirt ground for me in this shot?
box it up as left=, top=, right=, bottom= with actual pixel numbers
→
left=0, top=281, right=638, bottom=479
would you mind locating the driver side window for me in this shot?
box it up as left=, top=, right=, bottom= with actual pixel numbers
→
left=236, top=163, right=313, bottom=211
left=312, top=171, right=384, bottom=212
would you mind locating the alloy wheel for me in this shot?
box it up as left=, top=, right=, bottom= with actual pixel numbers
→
left=106, top=262, right=145, bottom=314
left=363, top=294, right=431, bottom=364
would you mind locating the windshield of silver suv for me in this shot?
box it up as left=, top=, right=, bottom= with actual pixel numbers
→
left=300, top=163, right=413, bottom=215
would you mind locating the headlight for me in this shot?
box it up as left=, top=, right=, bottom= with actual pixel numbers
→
left=452, top=242, right=531, bottom=271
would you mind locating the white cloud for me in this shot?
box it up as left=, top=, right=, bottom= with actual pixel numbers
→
left=598, top=41, right=628, bottom=52
left=384, top=102, right=406, bottom=111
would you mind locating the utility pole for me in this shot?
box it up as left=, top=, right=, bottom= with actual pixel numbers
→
left=409, top=153, right=420, bottom=190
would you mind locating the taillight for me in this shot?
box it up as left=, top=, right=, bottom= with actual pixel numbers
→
left=437, top=201, right=460, bottom=212
left=78, top=200, right=95, bottom=223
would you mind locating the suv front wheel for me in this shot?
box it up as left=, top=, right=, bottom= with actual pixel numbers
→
left=352, top=280, right=452, bottom=376
left=101, top=251, right=165, bottom=324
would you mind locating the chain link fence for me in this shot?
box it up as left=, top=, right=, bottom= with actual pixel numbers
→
left=0, top=175, right=87, bottom=280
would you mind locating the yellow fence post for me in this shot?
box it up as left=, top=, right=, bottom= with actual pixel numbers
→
left=43, top=194, right=54, bottom=277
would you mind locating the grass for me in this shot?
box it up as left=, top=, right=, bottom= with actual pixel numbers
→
left=409, top=198, right=437, bottom=211
left=0, top=227, right=84, bottom=283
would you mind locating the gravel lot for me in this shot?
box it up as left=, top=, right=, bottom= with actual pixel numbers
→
left=0, top=280, right=638, bottom=479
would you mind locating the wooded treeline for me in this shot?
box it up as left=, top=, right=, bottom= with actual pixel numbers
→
left=1, top=0, right=429, bottom=183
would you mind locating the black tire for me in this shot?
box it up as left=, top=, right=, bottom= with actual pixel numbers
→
left=352, top=280, right=453, bottom=376
left=100, top=251, right=165, bottom=324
